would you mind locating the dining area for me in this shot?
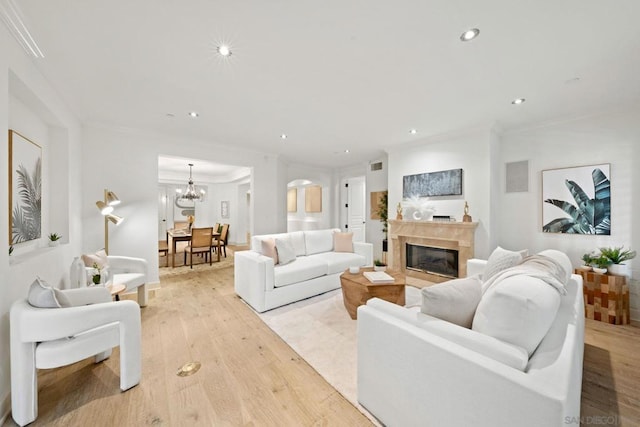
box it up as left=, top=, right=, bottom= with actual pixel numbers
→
left=160, top=222, right=230, bottom=268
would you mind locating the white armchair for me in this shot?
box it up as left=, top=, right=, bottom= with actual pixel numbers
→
left=108, top=255, right=148, bottom=307
left=83, top=255, right=148, bottom=307
left=10, top=287, right=141, bottom=426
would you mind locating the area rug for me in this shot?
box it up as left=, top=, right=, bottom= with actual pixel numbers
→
left=257, top=286, right=422, bottom=425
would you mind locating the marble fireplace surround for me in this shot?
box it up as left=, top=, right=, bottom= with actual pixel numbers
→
left=388, top=220, right=478, bottom=287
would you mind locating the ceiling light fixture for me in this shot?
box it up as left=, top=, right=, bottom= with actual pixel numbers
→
left=178, top=163, right=204, bottom=201
left=217, top=45, right=232, bottom=57
left=280, top=134, right=287, bottom=140
left=511, top=98, right=526, bottom=105
left=188, top=111, right=199, bottom=118
left=409, top=129, right=417, bottom=135
left=460, top=28, right=480, bottom=42
left=345, top=149, right=350, bottom=153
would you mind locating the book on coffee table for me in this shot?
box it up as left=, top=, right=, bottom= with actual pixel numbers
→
left=363, top=271, right=395, bottom=284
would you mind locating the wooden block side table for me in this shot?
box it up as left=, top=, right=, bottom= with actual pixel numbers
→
left=576, top=269, right=629, bottom=325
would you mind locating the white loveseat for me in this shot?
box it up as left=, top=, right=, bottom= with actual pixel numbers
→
left=234, top=229, right=373, bottom=312
left=357, top=254, right=585, bottom=427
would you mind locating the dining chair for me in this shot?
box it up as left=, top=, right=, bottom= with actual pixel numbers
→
left=213, top=224, right=230, bottom=258
left=184, top=227, right=214, bottom=268
left=158, top=240, right=169, bottom=266
left=174, top=221, right=189, bottom=231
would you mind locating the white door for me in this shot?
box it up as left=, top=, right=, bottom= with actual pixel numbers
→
left=347, top=176, right=366, bottom=242
left=158, top=187, right=168, bottom=240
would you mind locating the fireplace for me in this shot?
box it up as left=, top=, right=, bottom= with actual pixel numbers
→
left=388, top=220, right=478, bottom=287
left=406, top=244, right=459, bottom=278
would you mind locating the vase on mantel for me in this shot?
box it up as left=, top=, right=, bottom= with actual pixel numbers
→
left=608, top=263, right=630, bottom=278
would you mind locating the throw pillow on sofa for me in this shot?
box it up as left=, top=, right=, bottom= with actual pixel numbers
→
left=421, top=277, right=482, bottom=328
left=333, top=231, right=354, bottom=253
left=261, top=238, right=279, bottom=264
left=482, top=246, right=524, bottom=286
left=275, top=237, right=296, bottom=265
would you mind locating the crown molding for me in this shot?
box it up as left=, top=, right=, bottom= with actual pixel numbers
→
left=0, top=0, right=44, bottom=58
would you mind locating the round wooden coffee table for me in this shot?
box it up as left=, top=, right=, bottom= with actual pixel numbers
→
left=340, top=267, right=405, bottom=319
left=107, top=283, right=126, bottom=301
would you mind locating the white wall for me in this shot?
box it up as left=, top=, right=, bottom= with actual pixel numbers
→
left=498, top=109, right=640, bottom=320
left=81, top=125, right=286, bottom=284
left=1, top=26, right=83, bottom=421
left=387, top=128, right=494, bottom=264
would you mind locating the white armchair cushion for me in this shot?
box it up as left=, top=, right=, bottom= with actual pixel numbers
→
left=28, top=278, right=62, bottom=308
left=421, top=277, right=482, bottom=328
left=472, top=274, right=561, bottom=356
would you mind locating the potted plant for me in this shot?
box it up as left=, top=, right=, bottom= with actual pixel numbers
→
left=600, top=246, right=636, bottom=277
left=374, top=259, right=387, bottom=272
left=48, top=233, right=62, bottom=247
left=579, top=253, right=595, bottom=270
left=377, top=192, right=388, bottom=254
left=591, top=254, right=612, bottom=274
left=91, top=262, right=102, bottom=285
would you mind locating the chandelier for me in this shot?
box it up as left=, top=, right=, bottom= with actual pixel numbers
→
left=177, top=163, right=205, bottom=201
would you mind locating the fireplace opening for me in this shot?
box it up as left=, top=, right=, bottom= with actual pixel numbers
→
left=406, top=244, right=459, bottom=278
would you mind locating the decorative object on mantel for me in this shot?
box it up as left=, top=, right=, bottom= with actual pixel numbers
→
left=599, top=246, right=636, bottom=277
left=48, top=233, right=62, bottom=247
left=396, top=202, right=403, bottom=220
left=542, top=163, right=610, bottom=235
left=403, top=195, right=436, bottom=221
left=402, top=168, right=463, bottom=198
left=432, top=215, right=455, bottom=222
left=462, top=201, right=472, bottom=222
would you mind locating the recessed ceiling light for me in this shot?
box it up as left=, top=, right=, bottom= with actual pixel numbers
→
left=511, top=98, right=525, bottom=105
left=280, top=134, right=287, bottom=140
left=409, top=129, right=417, bottom=135
left=345, top=149, right=350, bottom=153
left=217, top=45, right=232, bottom=57
left=460, top=28, right=480, bottom=42
left=188, top=111, right=199, bottom=118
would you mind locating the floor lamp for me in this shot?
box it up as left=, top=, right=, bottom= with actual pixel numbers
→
left=95, top=189, right=124, bottom=254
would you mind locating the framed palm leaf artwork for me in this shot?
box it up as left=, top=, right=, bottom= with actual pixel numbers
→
left=9, top=130, right=42, bottom=244
left=542, top=163, right=610, bottom=235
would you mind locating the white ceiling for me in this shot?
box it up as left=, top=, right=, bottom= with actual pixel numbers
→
left=157, top=155, right=249, bottom=183
left=15, top=0, right=640, bottom=168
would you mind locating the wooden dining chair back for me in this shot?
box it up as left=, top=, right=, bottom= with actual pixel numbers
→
left=174, top=221, right=189, bottom=231
left=158, top=240, right=169, bottom=266
left=214, top=224, right=230, bottom=257
left=184, top=227, right=214, bottom=268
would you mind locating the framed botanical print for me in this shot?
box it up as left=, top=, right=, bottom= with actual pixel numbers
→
left=9, top=130, right=42, bottom=244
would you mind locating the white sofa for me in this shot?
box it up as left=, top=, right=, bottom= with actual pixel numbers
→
left=357, top=256, right=585, bottom=427
left=235, top=229, right=373, bottom=312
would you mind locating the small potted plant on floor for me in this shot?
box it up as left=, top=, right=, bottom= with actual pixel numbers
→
left=374, top=259, right=387, bottom=272
left=600, top=246, right=636, bottom=277
left=48, top=233, right=62, bottom=247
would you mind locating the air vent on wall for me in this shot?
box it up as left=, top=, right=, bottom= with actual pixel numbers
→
left=370, top=162, right=383, bottom=171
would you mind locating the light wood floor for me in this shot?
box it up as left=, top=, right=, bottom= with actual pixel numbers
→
left=4, top=254, right=640, bottom=426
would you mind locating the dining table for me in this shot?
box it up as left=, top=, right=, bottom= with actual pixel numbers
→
left=167, top=228, right=221, bottom=268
